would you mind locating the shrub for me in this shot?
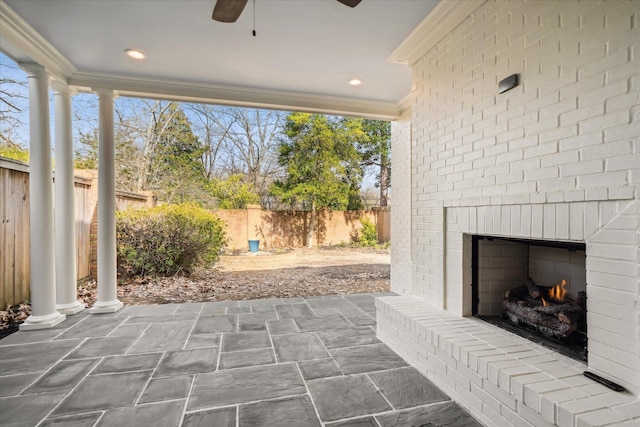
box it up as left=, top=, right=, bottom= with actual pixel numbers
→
left=356, top=218, right=379, bottom=247
left=116, top=202, right=226, bottom=277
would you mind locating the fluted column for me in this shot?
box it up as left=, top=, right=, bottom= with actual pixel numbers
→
left=52, top=81, right=85, bottom=315
left=90, top=89, right=123, bottom=313
left=19, top=63, right=66, bottom=329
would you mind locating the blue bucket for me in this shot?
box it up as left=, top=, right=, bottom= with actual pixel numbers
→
left=248, top=240, right=260, bottom=253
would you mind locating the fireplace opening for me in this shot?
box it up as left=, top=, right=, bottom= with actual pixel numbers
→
left=471, top=235, right=587, bottom=362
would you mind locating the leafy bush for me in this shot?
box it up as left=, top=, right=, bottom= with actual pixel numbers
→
left=356, top=218, right=378, bottom=247
left=116, top=202, right=226, bottom=276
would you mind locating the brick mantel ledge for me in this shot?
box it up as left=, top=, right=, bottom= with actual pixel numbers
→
left=376, top=295, right=640, bottom=427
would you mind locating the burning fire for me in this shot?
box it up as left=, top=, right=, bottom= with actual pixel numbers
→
left=548, top=279, right=567, bottom=302
left=541, top=297, right=547, bottom=307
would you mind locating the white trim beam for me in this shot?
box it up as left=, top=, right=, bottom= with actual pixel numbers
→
left=69, top=73, right=400, bottom=120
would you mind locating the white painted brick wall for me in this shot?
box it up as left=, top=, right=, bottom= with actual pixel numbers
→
left=404, top=0, right=639, bottom=304
left=390, top=108, right=412, bottom=295
left=386, top=1, right=640, bottom=422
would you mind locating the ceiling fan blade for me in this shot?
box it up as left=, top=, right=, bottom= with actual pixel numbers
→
left=337, top=0, right=362, bottom=7
left=212, top=0, right=248, bottom=23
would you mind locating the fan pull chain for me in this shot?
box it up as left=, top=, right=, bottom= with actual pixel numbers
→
left=252, top=0, right=256, bottom=36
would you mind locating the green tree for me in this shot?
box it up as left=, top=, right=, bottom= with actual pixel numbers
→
left=137, top=102, right=207, bottom=202
left=355, top=119, right=391, bottom=207
left=0, top=142, right=29, bottom=163
left=208, top=174, right=260, bottom=209
left=73, top=129, right=98, bottom=169
left=270, top=113, right=362, bottom=247
left=72, top=101, right=207, bottom=202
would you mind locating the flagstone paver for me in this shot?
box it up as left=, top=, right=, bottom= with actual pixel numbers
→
left=218, top=348, right=276, bottom=370
left=188, top=363, right=305, bottom=410
left=97, top=400, right=185, bottom=427
left=153, top=347, right=219, bottom=377
left=0, top=293, right=482, bottom=426
left=92, top=353, right=163, bottom=374
left=307, top=374, right=392, bottom=421
left=182, top=406, right=236, bottom=427
left=272, top=332, right=328, bottom=362
left=330, top=343, right=408, bottom=374
left=52, top=371, right=152, bottom=416
left=297, top=357, right=342, bottom=380
left=367, top=366, right=450, bottom=409
left=23, top=359, right=98, bottom=394
left=239, top=395, right=320, bottom=427
left=39, top=412, right=102, bottom=427
left=138, top=375, right=193, bottom=403
left=0, top=372, right=42, bottom=397
left=375, top=401, right=482, bottom=427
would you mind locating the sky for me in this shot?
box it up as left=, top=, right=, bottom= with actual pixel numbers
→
left=1, top=52, right=98, bottom=148
left=0, top=51, right=381, bottom=191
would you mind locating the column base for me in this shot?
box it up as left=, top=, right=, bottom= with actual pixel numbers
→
left=20, top=311, right=66, bottom=330
left=56, top=300, right=86, bottom=315
left=89, top=299, right=124, bottom=313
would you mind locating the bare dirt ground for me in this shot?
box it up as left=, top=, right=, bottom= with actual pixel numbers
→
left=111, top=247, right=391, bottom=305
left=1, top=247, right=390, bottom=334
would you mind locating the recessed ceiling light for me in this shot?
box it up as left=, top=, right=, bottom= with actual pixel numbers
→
left=349, top=78, right=362, bottom=86
left=125, top=49, right=146, bottom=60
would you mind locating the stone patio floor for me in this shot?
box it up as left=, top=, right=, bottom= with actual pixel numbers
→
left=0, top=293, right=483, bottom=427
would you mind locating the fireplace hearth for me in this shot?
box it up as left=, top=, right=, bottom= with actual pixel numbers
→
left=471, top=235, right=588, bottom=361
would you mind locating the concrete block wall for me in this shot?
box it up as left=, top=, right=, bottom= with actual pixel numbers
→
left=401, top=0, right=639, bottom=307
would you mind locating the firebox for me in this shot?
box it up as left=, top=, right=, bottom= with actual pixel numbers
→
left=471, top=235, right=587, bottom=362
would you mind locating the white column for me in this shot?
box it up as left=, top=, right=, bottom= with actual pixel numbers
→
left=52, top=81, right=85, bottom=315
left=19, top=63, right=66, bottom=330
left=90, top=89, right=123, bottom=313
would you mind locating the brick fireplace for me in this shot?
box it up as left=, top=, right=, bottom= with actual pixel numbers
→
left=380, top=1, right=639, bottom=426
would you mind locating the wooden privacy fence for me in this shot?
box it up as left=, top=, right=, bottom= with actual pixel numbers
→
left=0, top=159, right=154, bottom=308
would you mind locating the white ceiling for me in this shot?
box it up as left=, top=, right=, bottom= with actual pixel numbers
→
left=2, top=0, right=439, bottom=118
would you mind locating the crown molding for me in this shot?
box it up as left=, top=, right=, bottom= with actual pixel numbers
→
left=69, top=72, right=400, bottom=120
left=0, top=2, right=76, bottom=81
left=388, top=0, right=486, bottom=66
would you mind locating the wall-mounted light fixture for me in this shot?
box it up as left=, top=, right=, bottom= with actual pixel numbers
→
left=498, top=74, right=518, bottom=94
